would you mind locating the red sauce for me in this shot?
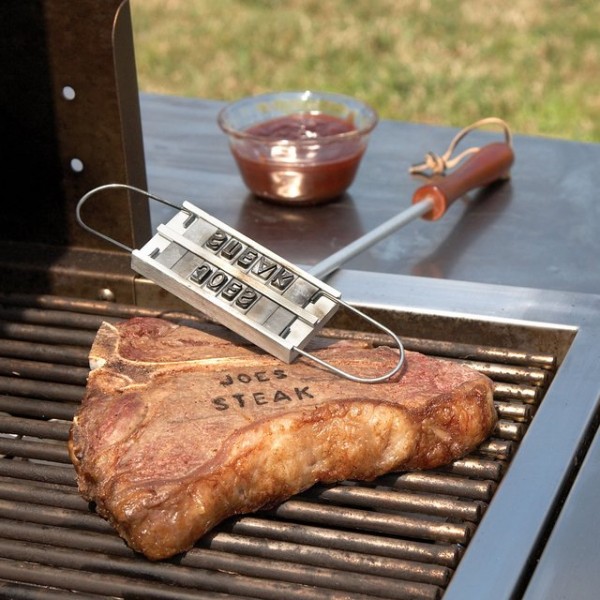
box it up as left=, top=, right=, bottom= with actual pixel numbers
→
left=246, top=113, right=356, bottom=139
left=231, top=113, right=367, bottom=205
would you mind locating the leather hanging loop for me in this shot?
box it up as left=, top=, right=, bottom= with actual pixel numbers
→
left=410, top=117, right=513, bottom=177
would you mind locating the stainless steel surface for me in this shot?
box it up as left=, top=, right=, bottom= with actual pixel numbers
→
left=309, top=200, right=433, bottom=279
left=1, top=277, right=589, bottom=598
left=140, top=93, right=600, bottom=295
left=326, top=270, right=600, bottom=600
left=522, top=421, right=600, bottom=600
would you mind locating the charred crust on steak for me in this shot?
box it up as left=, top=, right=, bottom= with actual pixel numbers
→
left=69, top=316, right=497, bottom=560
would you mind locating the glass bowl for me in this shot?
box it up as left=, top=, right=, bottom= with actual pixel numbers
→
left=217, top=90, right=378, bottom=205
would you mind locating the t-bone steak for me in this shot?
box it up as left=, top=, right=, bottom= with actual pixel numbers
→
left=69, top=316, right=497, bottom=560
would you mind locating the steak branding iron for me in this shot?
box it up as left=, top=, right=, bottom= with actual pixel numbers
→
left=76, top=120, right=514, bottom=383
left=76, top=183, right=405, bottom=383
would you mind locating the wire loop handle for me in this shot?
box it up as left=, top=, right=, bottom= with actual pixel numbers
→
left=76, top=183, right=406, bottom=384
left=76, top=183, right=184, bottom=253
left=295, top=297, right=405, bottom=383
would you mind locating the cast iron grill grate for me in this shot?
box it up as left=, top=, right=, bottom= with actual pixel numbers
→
left=0, top=293, right=556, bottom=599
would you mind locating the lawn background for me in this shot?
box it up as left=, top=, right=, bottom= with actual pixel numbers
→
left=130, top=0, right=599, bottom=142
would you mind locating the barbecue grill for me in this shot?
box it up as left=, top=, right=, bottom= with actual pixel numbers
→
left=2, top=2, right=600, bottom=599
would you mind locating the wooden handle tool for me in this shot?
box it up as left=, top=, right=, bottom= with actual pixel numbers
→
left=412, top=141, right=514, bottom=220
left=309, top=141, right=515, bottom=279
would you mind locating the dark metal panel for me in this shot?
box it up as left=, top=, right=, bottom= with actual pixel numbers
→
left=43, top=0, right=150, bottom=250
left=0, top=0, right=150, bottom=300
left=0, top=243, right=136, bottom=305
left=1, top=0, right=149, bottom=250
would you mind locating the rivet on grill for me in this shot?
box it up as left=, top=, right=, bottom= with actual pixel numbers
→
left=97, top=288, right=116, bottom=302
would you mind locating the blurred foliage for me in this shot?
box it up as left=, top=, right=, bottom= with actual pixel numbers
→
left=131, top=0, right=600, bottom=141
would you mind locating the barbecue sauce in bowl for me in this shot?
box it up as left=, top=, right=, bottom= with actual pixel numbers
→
left=219, top=91, right=378, bottom=205
left=231, top=113, right=366, bottom=205
left=245, top=112, right=356, bottom=139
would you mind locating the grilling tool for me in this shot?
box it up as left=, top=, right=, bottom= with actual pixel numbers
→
left=76, top=138, right=513, bottom=383
left=311, top=137, right=514, bottom=279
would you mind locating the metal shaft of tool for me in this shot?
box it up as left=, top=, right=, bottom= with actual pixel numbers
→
left=309, top=198, right=434, bottom=280
left=309, top=140, right=516, bottom=280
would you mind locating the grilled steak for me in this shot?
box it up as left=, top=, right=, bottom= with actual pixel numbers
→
left=69, top=317, right=497, bottom=560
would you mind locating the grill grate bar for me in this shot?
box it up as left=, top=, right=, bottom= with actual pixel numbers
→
left=322, top=329, right=557, bottom=370
left=0, top=293, right=173, bottom=320
left=0, top=515, right=141, bottom=552
left=0, top=339, right=89, bottom=366
left=0, top=499, right=123, bottom=534
left=0, top=306, right=118, bottom=332
left=0, top=321, right=96, bottom=348
left=197, top=531, right=451, bottom=587
left=224, top=517, right=462, bottom=568
left=402, top=337, right=556, bottom=371
left=0, top=557, right=256, bottom=600
left=0, top=460, right=76, bottom=487
left=270, top=500, right=475, bottom=545
left=452, top=359, right=550, bottom=387
left=0, top=480, right=86, bottom=508
left=380, top=472, right=496, bottom=502
left=0, top=375, right=84, bottom=403
left=0, top=395, right=77, bottom=421
left=302, top=484, right=485, bottom=522
left=493, top=382, right=541, bottom=403
left=494, top=420, right=526, bottom=441
left=0, top=528, right=443, bottom=600
left=0, top=438, right=71, bottom=463
left=494, top=401, right=533, bottom=422
left=0, top=580, right=108, bottom=600
left=476, top=438, right=515, bottom=460
left=0, top=416, right=70, bottom=441
left=0, top=357, right=89, bottom=386
left=440, top=456, right=504, bottom=481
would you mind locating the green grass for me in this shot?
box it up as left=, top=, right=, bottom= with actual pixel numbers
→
left=130, top=0, right=600, bottom=142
